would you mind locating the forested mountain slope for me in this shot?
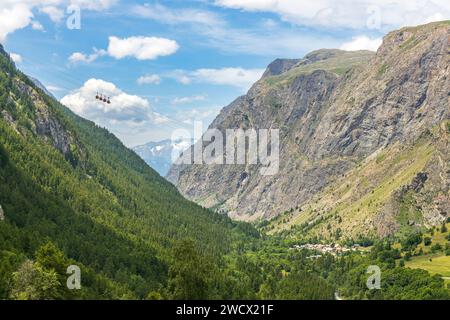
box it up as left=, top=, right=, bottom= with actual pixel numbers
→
left=0, top=29, right=449, bottom=301
left=0, top=44, right=257, bottom=299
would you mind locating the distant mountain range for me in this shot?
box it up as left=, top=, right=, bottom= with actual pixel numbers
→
left=28, top=76, right=56, bottom=99
left=133, top=138, right=192, bottom=176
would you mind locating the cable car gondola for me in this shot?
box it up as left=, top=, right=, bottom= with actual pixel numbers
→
left=95, top=92, right=111, bottom=104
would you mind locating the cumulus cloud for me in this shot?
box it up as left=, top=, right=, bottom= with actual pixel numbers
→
left=61, top=78, right=190, bottom=146
left=0, top=0, right=118, bottom=42
left=340, top=36, right=382, bottom=51
left=170, top=68, right=264, bottom=90
left=137, top=74, right=161, bottom=85
left=214, top=0, right=450, bottom=31
left=61, top=78, right=156, bottom=124
left=10, top=53, right=22, bottom=63
left=69, top=36, right=179, bottom=64
left=40, top=6, right=64, bottom=22
left=107, top=36, right=179, bottom=60
left=0, top=3, right=34, bottom=42
left=172, top=95, right=206, bottom=105
left=68, top=48, right=107, bottom=64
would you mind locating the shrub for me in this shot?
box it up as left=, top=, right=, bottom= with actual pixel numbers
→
left=431, top=243, right=442, bottom=253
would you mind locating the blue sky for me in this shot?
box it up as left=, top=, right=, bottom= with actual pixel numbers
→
left=1, top=0, right=449, bottom=146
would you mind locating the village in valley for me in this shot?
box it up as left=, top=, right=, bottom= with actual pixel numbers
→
left=291, top=243, right=364, bottom=257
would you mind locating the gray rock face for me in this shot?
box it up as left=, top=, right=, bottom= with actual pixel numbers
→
left=168, top=22, right=450, bottom=222
left=29, top=76, right=56, bottom=99
left=0, top=44, right=83, bottom=167
left=262, top=58, right=300, bottom=78
left=0, top=205, right=4, bottom=221
left=13, top=77, right=83, bottom=167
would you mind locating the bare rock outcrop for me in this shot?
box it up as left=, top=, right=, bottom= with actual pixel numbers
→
left=168, top=21, right=450, bottom=224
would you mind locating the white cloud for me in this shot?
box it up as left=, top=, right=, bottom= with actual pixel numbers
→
left=31, top=20, right=44, bottom=31
left=0, top=3, right=34, bottom=42
left=261, top=18, right=278, bottom=28
left=173, top=107, right=222, bottom=127
left=131, top=3, right=341, bottom=57
left=171, top=68, right=264, bottom=90
left=69, top=0, right=118, bottom=11
left=10, top=53, right=22, bottom=63
left=193, top=68, right=264, bottom=88
left=132, top=3, right=224, bottom=27
left=340, top=36, right=382, bottom=51
left=40, top=6, right=64, bottom=22
left=68, top=48, right=107, bottom=64
left=167, top=70, right=193, bottom=85
left=68, top=52, right=89, bottom=63
left=214, top=0, right=450, bottom=30
left=202, top=25, right=341, bottom=56
left=68, top=36, right=180, bottom=64
left=137, top=74, right=161, bottom=85
left=61, top=78, right=189, bottom=146
left=107, top=36, right=179, bottom=60
left=172, top=95, right=207, bottom=105
left=215, top=0, right=276, bottom=11
left=0, top=0, right=118, bottom=42
left=61, top=78, right=156, bottom=124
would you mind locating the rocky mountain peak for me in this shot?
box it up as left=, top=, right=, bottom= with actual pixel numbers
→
left=262, top=58, right=301, bottom=78
left=168, top=21, right=450, bottom=235
left=378, top=20, right=449, bottom=55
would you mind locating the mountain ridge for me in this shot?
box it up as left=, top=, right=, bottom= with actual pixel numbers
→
left=168, top=21, right=450, bottom=239
left=0, top=44, right=254, bottom=298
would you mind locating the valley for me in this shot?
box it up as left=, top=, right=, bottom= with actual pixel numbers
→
left=0, top=18, right=449, bottom=301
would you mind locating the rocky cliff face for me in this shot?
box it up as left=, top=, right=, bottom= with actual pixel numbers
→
left=168, top=21, right=449, bottom=235
left=0, top=45, right=84, bottom=167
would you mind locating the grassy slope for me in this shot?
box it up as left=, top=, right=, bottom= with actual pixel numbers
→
left=405, top=222, right=450, bottom=279
left=262, top=50, right=374, bottom=88
left=406, top=255, right=450, bottom=277
left=264, top=22, right=450, bottom=242
left=267, top=131, right=438, bottom=241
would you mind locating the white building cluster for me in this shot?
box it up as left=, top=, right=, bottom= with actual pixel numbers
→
left=292, top=243, right=360, bottom=256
